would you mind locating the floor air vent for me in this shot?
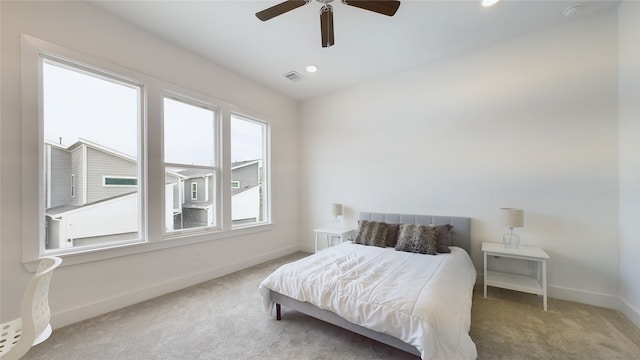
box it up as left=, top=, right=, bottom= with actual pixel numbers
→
left=283, top=71, right=303, bottom=82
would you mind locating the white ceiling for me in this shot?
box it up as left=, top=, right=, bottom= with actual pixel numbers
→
left=87, top=0, right=620, bottom=101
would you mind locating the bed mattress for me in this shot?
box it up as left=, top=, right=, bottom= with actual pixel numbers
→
left=259, top=242, right=477, bottom=360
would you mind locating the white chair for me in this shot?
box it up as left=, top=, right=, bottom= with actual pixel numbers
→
left=0, top=256, right=62, bottom=360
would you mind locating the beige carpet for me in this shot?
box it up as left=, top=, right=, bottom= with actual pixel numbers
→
left=22, top=252, right=640, bottom=360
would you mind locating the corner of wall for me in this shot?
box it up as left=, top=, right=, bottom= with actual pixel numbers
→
left=620, top=299, right=640, bottom=328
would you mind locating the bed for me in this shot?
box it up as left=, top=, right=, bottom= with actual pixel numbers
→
left=258, top=212, right=477, bottom=360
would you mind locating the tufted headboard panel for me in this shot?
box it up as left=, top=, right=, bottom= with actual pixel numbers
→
left=358, top=212, right=471, bottom=254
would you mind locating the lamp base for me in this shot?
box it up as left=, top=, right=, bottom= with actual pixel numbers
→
left=502, top=229, right=520, bottom=248
left=331, top=217, right=341, bottom=230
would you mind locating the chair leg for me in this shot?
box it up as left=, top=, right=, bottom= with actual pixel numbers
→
left=276, top=303, right=281, bottom=320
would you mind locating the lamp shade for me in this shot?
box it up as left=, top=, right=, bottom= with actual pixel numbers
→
left=500, top=208, right=524, bottom=228
left=330, top=203, right=343, bottom=217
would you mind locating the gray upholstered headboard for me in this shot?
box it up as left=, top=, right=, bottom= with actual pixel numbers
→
left=358, top=212, right=472, bottom=254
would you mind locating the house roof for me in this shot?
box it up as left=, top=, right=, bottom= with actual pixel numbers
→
left=67, top=138, right=136, bottom=163
left=175, top=168, right=213, bottom=178
left=232, top=159, right=260, bottom=170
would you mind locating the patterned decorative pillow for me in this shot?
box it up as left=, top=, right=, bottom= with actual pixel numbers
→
left=435, top=224, right=454, bottom=253
left=395, top=224, right=438, bottom=255
left=353, top=220, right=389, bottom=248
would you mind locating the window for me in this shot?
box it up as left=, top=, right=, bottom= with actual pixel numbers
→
left=103, top=176, right=138, bottom=187
left=163, top=97, right=218, bottom=233
left=191, top=182, right=198, bottom=200
left=23, top=35, right=271, bottom=263
left=42, top=59, right=142, bottom=251
left=70, top=174, right=75, bottom=198
left=230, top=114, right=268, bottom=227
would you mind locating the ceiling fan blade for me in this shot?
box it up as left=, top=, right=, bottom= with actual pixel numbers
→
left=320, top=5, right=335, bottom=48
left=342, top=0, right=400, bottom=16
left=256, top=0, right=309, bottom=21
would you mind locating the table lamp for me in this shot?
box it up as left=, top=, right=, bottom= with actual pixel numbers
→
left=500, top=208, right=524, bottom=248
left=330, top=203, right=343, bottom=229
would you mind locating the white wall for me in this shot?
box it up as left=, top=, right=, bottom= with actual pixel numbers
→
left=618, top=0, right=640, bottom=328
left=0, top=1, right=299, bottom=327
left=300, top=10, right=622, bottom=309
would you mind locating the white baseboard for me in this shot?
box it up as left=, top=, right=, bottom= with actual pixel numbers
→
left=54, top=250, right=640, bottom=331
left=548, top=285, right=622, bottom=310
left=476, top=275, right=622, bottom=310
left=299, top=244, right=315, bottom=254
left=52, top=245, right=300, bottom=328
left=553, top=286, right=640, bottom=329
left=477, top=275, right=639, bottom=328
left=620, top=298, right=640, bottom=328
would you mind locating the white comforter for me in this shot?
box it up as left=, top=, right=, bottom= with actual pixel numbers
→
left=258, top=243, right=477, bottom=360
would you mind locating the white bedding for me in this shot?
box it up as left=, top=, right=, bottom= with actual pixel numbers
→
left=258, top=243, right=478, bottom=360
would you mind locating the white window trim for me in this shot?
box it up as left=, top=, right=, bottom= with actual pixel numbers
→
left=20, top=34, right=273, bottom=270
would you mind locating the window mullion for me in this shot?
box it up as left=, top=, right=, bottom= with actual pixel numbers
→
left=220, top=108, right=232, bottom=230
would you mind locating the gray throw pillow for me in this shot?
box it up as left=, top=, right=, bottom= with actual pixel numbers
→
left=435, top=224, right=453, bottom=253
left=395, top=224, right=438, bottom=255
left=353, top=220, right=389, bottom=248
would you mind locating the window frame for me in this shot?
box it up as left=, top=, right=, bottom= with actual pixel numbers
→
left=41, top=57, right=145, bottom=253
left=161, top=93, right=221, bottom=236
left=230, top=113, right=271, bottom=229
left=20, top=34, right=273, bottom=269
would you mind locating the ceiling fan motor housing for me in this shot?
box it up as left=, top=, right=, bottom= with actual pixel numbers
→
left=320, top=4, right=335, bottom=48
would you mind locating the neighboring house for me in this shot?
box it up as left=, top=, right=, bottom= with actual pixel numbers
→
left=45, top=139, right=262, bottom=248
left=44, top=139, right=139, bottom=249
left=165, top=168, right=214, bottom=232
left=231, top=160, right=262, bottom=225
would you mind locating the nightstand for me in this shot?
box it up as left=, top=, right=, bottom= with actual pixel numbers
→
left=313, top=227, right=355, bottom=252
left=482, top=241, right=550, bottom=311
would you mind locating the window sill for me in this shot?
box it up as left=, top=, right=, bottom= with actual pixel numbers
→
left=23, top=223, right=274, bottom=271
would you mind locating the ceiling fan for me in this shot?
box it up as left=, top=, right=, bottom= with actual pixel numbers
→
left=256, top=0, right=401, bottom=48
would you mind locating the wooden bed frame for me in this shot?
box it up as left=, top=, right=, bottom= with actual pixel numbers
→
left=270, top=212, right=472, bottom=357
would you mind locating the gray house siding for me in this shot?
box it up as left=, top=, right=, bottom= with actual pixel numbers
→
left=46, top=145, right=72, bottom=208
left=183, top=177, right=211, bottom=205
left=231, top=162, right=259, bottom=195
left=86, top=147, right=137, bottom=204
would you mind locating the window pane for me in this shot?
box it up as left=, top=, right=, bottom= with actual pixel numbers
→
left=231, top=115, right=266, bottom=226
left=164, top=98, right=215, bottom=166
left=43, top=60, right=141, bottom=250
left=164, top=98, right=217, bottom=233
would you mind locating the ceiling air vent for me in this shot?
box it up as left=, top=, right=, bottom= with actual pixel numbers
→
left=283, top=71, right=303, bottom=82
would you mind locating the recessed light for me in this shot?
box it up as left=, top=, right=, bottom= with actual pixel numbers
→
left=306, top=65, right=318, bottom=73
left=481, top=0, right=500, bottom=7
